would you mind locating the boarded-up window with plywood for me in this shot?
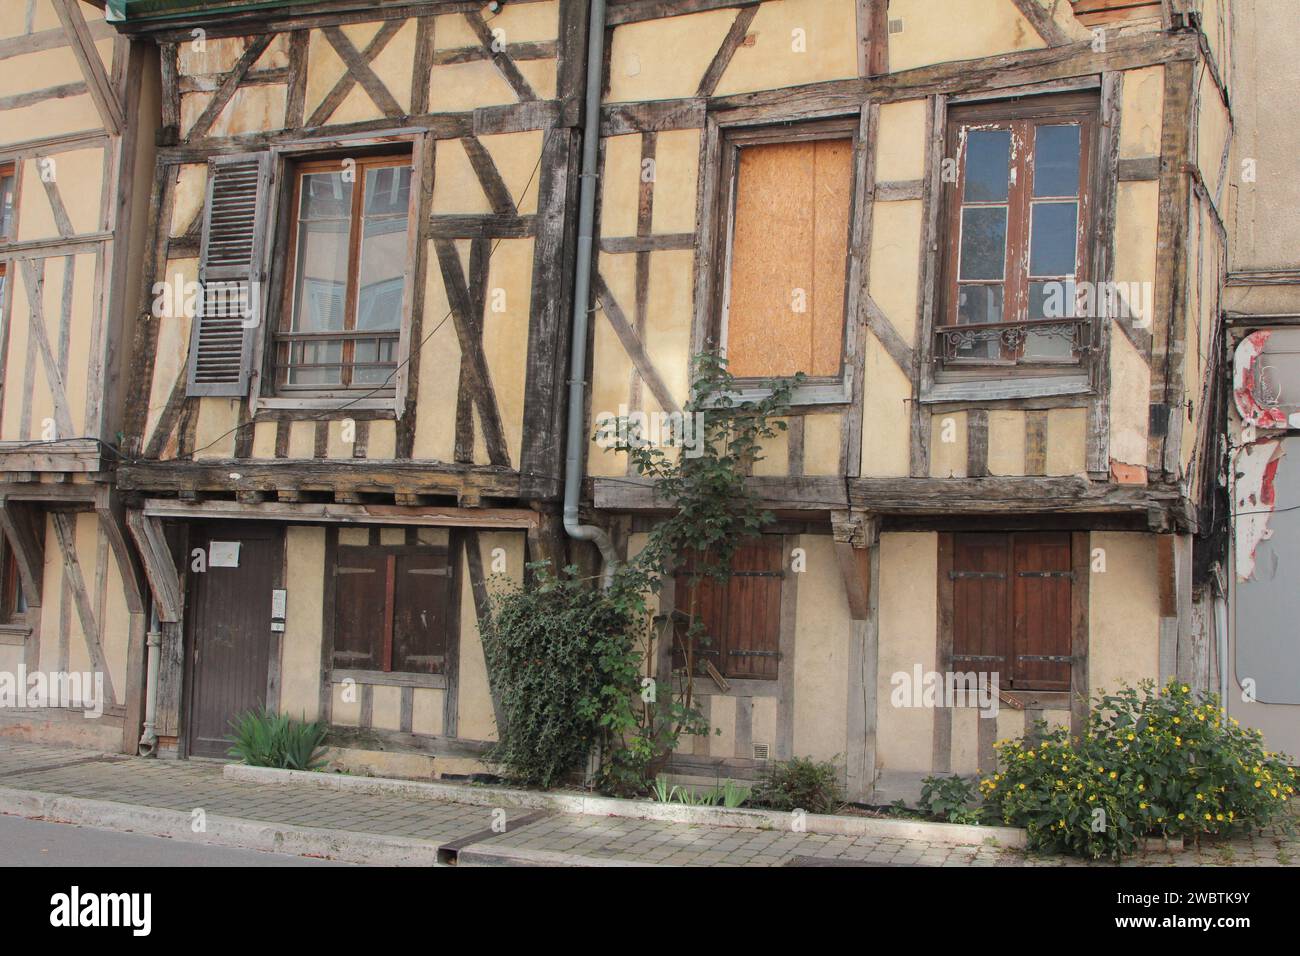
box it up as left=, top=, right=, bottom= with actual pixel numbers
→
left=949, top=532, right=1074, bottom=691
left=721, top=124, right=853, bottom=381
left=674, top=538, right=784, bottom=680
left=333, top=542, right=452, bottom=674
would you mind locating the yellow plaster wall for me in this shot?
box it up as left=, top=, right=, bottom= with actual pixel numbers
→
left=887, top=0, right=1044, bottom=73
left=866, top=200, right=923, bottom=346
left=791, top=534, right=850, bottom=761
left=607, top=8, right=736, bottom=102
left=1109, top=332, right=1151, bottom=469
left=1044, top=407, right=1086, bottom=476
left=876, top=100, right=928, bottom=182
left=803, top=412, right=842, bottom=475
left=874, top=532, right=938, bottom=773
left=1119, top=66, right=1164, bottom=159
left=860, top=333, right=913, bottom=477
left=1089, top=532, right=1160, bottom=695
left=712, top=0, right=858, bottom=97
left=280, top=526, right=325, bottom=720
left=930, top=410, right=968, bottom=478
left=986, top=409, right=1025, bottom=476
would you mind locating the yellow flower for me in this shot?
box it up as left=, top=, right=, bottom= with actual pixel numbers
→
left=1175, top=737, right=1182, bottom=746
left=1177, top=813, right=1186, bottom=821
left=1196, top=793, right=1205, bottom=801
left=1126, top=733, right=1135, bottom=741
left=1256, top=780, right=1263, bottom=788
left=1216, top=814, right=1224, bottom=822
left=1018, top=783, right=1026, bottom=791
left=1204, top=813, right=1212, bottom=821
left=1139, top=802, right=1148, bottom=810
left=1109, top=771, right=1118, bottom=780
left=1137, top=783, right=1146, bottom=792
left=1181, top=684, right=1190, bottom=693
left=1173, top=717, right=1181, bottom=724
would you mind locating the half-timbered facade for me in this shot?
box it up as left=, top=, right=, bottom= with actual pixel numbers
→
left=109, top=0, right=582, bottom=770
left=0, top=0, right=157, bottom=753
left=585, top=0, right=1232, bottom=801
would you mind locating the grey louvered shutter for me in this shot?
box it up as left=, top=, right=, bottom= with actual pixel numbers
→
left=186, top=152, right=271, bottom=396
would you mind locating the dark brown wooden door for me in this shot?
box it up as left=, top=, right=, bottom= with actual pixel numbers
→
left=185, top=524, right=283, bottom=758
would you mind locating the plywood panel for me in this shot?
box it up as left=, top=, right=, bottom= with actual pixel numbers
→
left=726, top=138, right=850, bottom=378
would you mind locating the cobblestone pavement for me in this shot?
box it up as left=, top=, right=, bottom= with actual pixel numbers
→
left=1, top=741, right=1295, bottom=866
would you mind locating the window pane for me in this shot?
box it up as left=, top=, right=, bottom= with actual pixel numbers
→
left=0, top=172, right=13, bottom=238
left=958, top=284, right=1004, bottom=325
left=287, top=338, right=342, bottom=387
left=1033, top=124, right=1081, bottom=198
left=1028, top=201, right=1077, bottom=276
left=357, top=166, right=409, bottom=340
left=959, top=206, right=1007, bottom=280
left=1024, top=326, right=1077, bottom=361
left=300, top=170, right=352, bottom=219
left=963, top=128, right=1012, bottom=202
left=1029, top=279, right=1076, bottom=319
left=292, top=173, right=352, bottom=334
left=364, top=165, right=411, bottom=216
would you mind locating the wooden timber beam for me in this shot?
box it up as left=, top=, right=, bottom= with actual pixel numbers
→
left=142, top=498, right=540, bottom=531
left=50, top=0, right=124, bottom=136
left=0, top=497, right=45, bottom=607
left=125, top=510, right=182, bottom=623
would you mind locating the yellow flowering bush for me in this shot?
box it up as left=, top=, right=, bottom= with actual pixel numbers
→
left=980, top=679, right=1295, bottom=860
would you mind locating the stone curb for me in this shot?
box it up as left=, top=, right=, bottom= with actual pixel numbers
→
left=223, top=763, right=1028, bottom=848
left=0, top=784, right=444, bottom=866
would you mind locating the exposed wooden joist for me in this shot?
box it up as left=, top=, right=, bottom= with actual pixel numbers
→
left=142, top=498, right=540, bottom=530
left=0, top=497, right=45, bottom=607
left=124, top=510, right=184, bottom=623
left=53, top=0, right=126, bottom=135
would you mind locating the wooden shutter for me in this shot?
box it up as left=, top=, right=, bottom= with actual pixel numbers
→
left=675, top=538, right=784, bottom=681
left=392, top=547, right=451, bottom=674
left=186, top=152, right=271, bottom=396
left=951, top=533, right=1010, bottom=674
left=333, top=547, right=386, bottom=669
left=1011, top=532, right=1073, bottom=690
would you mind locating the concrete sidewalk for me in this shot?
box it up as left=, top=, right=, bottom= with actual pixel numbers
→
left=0, top=741, right=1294, bottom=866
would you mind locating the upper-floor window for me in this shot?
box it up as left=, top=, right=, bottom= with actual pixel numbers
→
left=715, top=120, right=854, bottom=390
left=276, top=154, right=411, bottom=392
left=0, top=162, right=13, bottom=302
left=0, top=163, right=14, bottom=242
left=937, top=94, right=1097, bottom=377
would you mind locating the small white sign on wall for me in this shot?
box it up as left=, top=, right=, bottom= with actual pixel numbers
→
left=208, top=541, right=241, bottom=568
left=271, top=589, right=287, bottom=619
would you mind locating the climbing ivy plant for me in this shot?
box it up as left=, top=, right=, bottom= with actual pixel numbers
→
left=481, top=353, right=799, bottom=796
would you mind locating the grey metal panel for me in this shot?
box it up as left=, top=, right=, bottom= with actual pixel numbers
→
left=1235, top=433, right=1300, bottom=704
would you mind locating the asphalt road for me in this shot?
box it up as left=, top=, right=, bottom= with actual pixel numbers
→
left=0, top=813, right=355, bottom=866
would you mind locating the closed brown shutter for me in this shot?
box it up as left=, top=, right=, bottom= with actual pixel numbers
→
left=950, top=532, right=1074, bottom=691
left=951, top=533, right=1010, bottom=673
left=392, top=548, right=451, bottom=674
left=333, top=547, right=386, bottom=669
left=186, top=152, right=271, bottom=396
left=674, top=538, right=784, bottom=680
left=1011, top=532, right=1073, bottom=691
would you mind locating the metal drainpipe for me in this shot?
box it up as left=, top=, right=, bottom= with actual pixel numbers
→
left=137, top=607, right=162, bottom=757
left=563, top=0, right=618, bottom=590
